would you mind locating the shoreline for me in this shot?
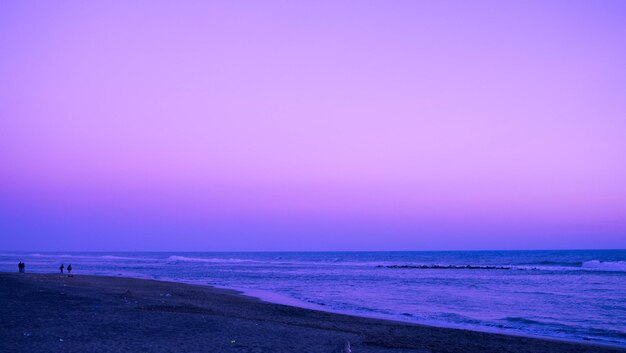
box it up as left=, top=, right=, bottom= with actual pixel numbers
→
left=230, top=285, right=619, bottom=348
left=8, top=269, right=622, bottom=348
left=2, top=272, right=625, bottom=353
left=231, top=285, right=625, bottom=348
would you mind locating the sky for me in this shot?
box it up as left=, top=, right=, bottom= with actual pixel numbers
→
left=1, top=0, right=625, bottom=251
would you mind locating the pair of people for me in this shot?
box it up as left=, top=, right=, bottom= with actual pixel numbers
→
left=18, top=262, right=25, bottom=273
left=60, top=264, right=73, bottom=274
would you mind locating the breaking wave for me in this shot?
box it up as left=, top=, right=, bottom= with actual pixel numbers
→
left=166, top=256, right=259, bottom=263
left=378, top=264, right=513, bottom=270
left=527, top=260, right=583, bottom=267
left=581, top=260, right=626, bottom=272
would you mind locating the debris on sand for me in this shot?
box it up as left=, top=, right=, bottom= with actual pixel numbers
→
left=344, top=340, right=352, bottom=353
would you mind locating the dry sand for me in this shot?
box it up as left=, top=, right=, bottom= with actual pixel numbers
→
left=1, top=272, right=624, bottom=353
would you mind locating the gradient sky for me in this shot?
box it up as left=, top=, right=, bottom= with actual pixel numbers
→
left=1, top=0, right=625, bottom=251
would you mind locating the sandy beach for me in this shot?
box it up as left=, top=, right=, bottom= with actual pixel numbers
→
left=1, top=273, right=624, bottom=353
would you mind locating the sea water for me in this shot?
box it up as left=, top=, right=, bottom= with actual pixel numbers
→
left=1, top=250, right=624, bottom=346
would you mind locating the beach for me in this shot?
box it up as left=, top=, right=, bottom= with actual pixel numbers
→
left=1, top=273, right=624, bottom=353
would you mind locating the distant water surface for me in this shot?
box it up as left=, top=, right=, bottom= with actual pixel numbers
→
left=1, top=250, right=625, bottom=346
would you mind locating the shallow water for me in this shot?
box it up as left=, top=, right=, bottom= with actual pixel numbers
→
left=2, top=250, right=625, bottom=346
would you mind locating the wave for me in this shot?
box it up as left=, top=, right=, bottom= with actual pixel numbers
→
left=581, top=260, right=626, bottom=272
left=504, top=317, right=626, bottom=340
left=164, top=256, right=382, bottom=267
left=166, top=255, right=260, bottom=263
left=98, top=255, right=148, bottom=260
left=526, top=260, right=583, bottom=267
left=505, top=317, right=553, bottom=326
left=522, top=260, right=626, bottom=272
left=378, top=264, right=513, bottom=270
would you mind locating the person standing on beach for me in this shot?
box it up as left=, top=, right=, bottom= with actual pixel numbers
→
left=18, top=262, right=23, bottom=273
left=59, top=264, right=64, bottom=274
left=67, top=264, right=72, bottom=274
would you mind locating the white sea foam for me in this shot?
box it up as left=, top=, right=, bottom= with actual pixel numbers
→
left=581, top=260, right=626, bottom=272
left=166, top=255, right=259, bottom=263
left=98, top=255, right=150, bottom=261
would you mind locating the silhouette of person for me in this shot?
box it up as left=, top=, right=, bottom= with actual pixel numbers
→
left=22, top=262, right=25, bottom=273
left=67, top=264, right=72, bottom=274
left=18, top=262, right=23, bottom=273
left=59, top=264, right=65, bottom=274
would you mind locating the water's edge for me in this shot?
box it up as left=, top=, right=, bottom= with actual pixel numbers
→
left=2, top=250, right=625, bottom=347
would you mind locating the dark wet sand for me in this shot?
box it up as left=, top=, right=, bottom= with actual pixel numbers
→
left=1, top=273, right=624, bottom=353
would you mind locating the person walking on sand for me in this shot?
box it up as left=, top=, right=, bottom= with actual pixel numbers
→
left=67, top=264, right=72, bottom=274
left=59, top=264, right=65, bottom=274
left=18, top=262, right=23, bottom=273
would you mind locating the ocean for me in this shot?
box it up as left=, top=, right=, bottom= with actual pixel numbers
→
left=1, top=250, right=625, bottom=346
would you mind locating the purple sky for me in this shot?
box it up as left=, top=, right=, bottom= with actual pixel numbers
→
left=1, top=1, right=625, bottom=251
